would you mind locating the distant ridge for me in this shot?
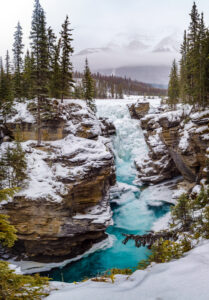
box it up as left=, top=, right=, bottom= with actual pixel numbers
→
left=74, top=71, right=167, bottom=97
left=97, top=65, right=170, bottom=86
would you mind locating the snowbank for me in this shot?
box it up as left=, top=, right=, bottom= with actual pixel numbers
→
left=46, top=240, right=209, bottom=300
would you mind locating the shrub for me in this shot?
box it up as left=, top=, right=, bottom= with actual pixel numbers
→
left=0, top=261, right=49, bottom=300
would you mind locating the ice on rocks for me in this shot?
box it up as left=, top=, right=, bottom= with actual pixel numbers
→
left=73, top=203, right=113, bottom=226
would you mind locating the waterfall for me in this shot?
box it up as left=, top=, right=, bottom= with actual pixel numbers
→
left=96, top=99, right=147, bottom=184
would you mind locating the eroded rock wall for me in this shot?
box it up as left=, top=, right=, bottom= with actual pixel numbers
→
left=135, top=106, right=209, bottom=185
left=0, top=100, right=116, bottom=261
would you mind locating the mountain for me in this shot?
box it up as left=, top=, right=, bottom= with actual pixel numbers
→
left=76, top=47, right=112, bottom=56
left=73, top=33, right=181, bottom=85
left=153, top=35, right=181, bottom=53
left=97, top=65, right=171, bottom=85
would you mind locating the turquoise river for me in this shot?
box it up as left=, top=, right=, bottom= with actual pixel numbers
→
left=43, top=98, right=170, bottom=282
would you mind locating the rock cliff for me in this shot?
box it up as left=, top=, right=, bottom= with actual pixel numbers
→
left=127, top=100, right=150, bottom=119
left=0, top=100, right=116, bottom=261
left=135, top=105, right=209, bottom=185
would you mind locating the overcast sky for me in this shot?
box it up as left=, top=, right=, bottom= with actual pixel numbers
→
left=1, top=0, right=209, bottom=71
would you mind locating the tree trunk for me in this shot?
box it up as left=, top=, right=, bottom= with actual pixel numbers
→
left=61, top=93, right=63, bottom=104
left=37, top=96, right=41, bottom=146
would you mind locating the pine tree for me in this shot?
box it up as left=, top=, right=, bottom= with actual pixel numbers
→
left=82, top=58, right=96, bottom=113
left=187, top=2, right=200, bottom=106
left=0, top=141, right=27, bottom=189
left=203, top=30, right=209, bottom=106
left=198, top=13, right=207, bottom=107
left=0, top=53, right=14, bottom=122
left=22, top=50, right=36, bottom=99
left=47, top=26, right=56, bottom=72
left=73, top=85, right=83, bottom=99
left=168, top=59, right=179, bottom=109
left=30, top=0, right=48, bottom=145
left=13, top=22, right=24, bottom=100
left=178, top=3, right=209, bottom=108
left=60, top=15, right=74, bottom=102
left=179, top=30, right=189, bottom=103
left=49, top=39, right=61, bottom=98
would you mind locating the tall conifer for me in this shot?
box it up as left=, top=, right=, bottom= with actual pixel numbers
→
left=82, top=58, right=96, bottom=113
left=13, top=22, right=24, bottom=100
left=49, top=39, right=61, bottom=98
left=30, top=0, right=48, bottom=145
left=22, top=51, right=36, bottom=99
left=168, top=59, right=179, bottom=109
left=60, top=15, right=74, bottom=102
left=0, top=53, right=14, bottom=122
left=180, top=31, right=189, bottom=103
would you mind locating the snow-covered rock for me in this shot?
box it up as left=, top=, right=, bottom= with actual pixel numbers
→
left=0, top=100, right=116, bottom=261
left=137, top=104, right=209, bottom=184
left=127, top=100, right=150, bottom=119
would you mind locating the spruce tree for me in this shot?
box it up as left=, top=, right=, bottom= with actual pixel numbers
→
left=13, top=22, right=24, bottom=100
left=47, top=26, right=56, bottom=72
left=0, top=53, right=14, bottom=122
left=60, top=15, right=74, bottom=102
left=168, top=59, right=179, bottom=109
left=178, top=3, right=209, bottom=108
left=203, top=30, right=209, bottom=106
left=49, top=39, right=61, bottom=98
left=187, top=2, right=200, bottom=106
left=179, top=30, right=189, bottom=103
left=0, top=142, right=27, bottom=189
left=82, top=58, right=96, bottom=113
left=30, top=0, right=48, bottom=145
left=22, top=50, right=36, bottom=99
left=198, top=13, right=207, bottom=107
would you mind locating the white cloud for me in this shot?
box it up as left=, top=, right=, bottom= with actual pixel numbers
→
left=0, top=0, right=209, bottom=71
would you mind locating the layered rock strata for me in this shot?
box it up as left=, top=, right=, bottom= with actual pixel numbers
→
left=135, top=106, right=209, bottom=185
left=127, top=100, right=150, bottom=119
left=0, top=100, right=116, bottom=261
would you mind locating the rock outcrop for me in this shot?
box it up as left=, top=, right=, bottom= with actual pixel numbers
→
left=127, top=100, right=150, bottom=119
left=99, top=117, right=116, bottom=137
left=0, top=100, right=116, bottom=261
left=135, top=113, right=179, bottom=184
left=136, top=106, right=209, bottom=185
left=6, top=100, right=102, bottom=141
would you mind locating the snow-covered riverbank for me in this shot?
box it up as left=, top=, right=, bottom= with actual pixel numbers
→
left=46, top=240, right=209, bottom=300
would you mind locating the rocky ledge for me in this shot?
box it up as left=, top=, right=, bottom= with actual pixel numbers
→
left=0, top=100, right=116, bottom=262
left=127, top=100, right=150, bottom=119
left=135, top=105, right=209, bottom=185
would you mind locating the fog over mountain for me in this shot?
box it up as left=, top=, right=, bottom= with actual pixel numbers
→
left=72, top=31, right=181, bottom=85
left=1, top=0, right=209, bottom=85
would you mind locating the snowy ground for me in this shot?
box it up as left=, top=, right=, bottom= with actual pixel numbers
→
left=46, top=240, right=209, bottom=300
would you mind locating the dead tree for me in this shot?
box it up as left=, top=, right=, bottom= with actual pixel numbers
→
left=122, top=230, right=178, bottom=249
